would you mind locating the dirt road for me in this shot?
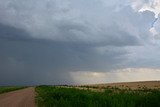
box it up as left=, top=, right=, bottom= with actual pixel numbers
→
left=0, top=87, right=36, bottom=107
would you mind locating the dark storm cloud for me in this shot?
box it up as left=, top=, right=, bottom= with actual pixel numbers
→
left=53, top=19, right=141, bottom=46
left=0, top=23, right=131, bottom=85
left=0, top=0, right=160, bottom=85
left=0, top=23, right=32, bottom=41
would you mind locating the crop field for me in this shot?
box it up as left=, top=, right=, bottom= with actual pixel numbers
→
left=36, top=85, right=160, bottom=107
left=83, top=81, right=160, bottom=90
left=0, top=86, right=26, bottom=94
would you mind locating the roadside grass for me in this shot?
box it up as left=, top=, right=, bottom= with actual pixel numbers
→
left=36, top=86, right=160, bottom=107
left=0, top=86, right=27, bottom=94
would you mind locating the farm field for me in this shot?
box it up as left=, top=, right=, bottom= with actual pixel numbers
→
left=36, top=82, right=160, bottom=107
left=0, top=81, right=160, bottom=107
left=0, top=86, right=27, bottom=94
left=80, top=81, right=160, bottom=91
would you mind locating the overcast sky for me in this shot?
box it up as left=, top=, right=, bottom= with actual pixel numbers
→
left=0, top=0, right=160, bottom=85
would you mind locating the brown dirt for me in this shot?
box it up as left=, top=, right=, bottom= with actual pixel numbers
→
left=85, top=81, right=160, bottom=90
left=0, top=87, right=36, bottom=107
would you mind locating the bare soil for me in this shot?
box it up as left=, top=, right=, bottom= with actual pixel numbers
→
left=89, top=81, right=160, bottom=90
left=0, top=87, right=35, bottom=107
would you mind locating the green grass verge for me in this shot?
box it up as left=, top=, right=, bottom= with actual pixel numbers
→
left=36, top=86, right=160, bottom=107
left=0, top=86, right=27, bottom=94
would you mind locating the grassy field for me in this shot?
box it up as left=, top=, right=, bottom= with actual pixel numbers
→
left=36, top=85, right=160, bottom=107
left=0, top=86, right=26, bottom=94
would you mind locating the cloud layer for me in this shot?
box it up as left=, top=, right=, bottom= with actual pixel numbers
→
left=70, top=68, right=160, bottom=84
left=0, top=0, right=160, bottom=85
left=130, top=0, right=160, bottom=36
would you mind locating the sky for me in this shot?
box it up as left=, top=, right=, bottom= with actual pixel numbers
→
left=0, top=0, right=160, bottom=85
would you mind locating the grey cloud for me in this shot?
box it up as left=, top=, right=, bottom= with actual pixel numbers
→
left=0, top=24, right=129, bottom=85
left=0, top=23, right=32, bottom=41
left=0, top=0, right=160, bottom=85
left=0, top=0, right=143, bottom=46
